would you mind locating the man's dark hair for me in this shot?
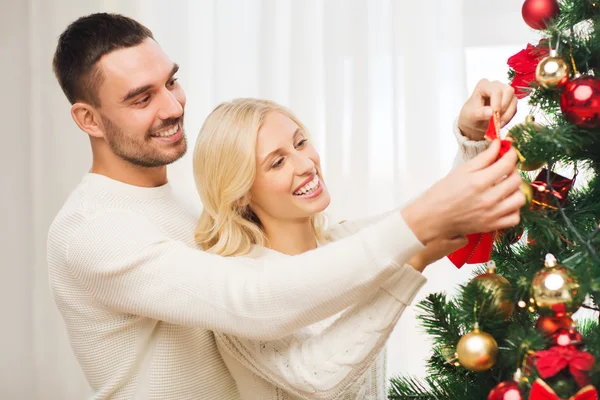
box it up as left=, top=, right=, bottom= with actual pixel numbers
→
left=52, top=13, right=154, bottom=106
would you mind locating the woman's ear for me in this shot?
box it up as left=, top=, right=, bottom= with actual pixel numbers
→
left=236, top=194, right=251, bottom=208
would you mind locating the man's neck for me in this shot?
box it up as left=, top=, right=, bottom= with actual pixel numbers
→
left=91, top=159, right=168, bottom=188
left=262, top=218, right=317, bottom=256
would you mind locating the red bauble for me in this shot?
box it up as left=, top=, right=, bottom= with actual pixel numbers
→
left=522, top=0, right=560, bottom=29
left=488, top=381, right=523, bottom=400
left=536, top=315, right=573, bottom=335
left=560, top=75, right=600, bottom=129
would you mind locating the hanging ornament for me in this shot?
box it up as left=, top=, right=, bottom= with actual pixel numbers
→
left=488, top=380, right=523, bottom=400
left=531, top=254, right=585, bottom=317
left=522, top=0, right=560, bottom=29
left=552, top=328, right=583, bottom=348
left=456, top=323, right=499, bottom=372
left=536, top=49, right=569, bottom=89
left=530, top=169, right=574, bottom=210
left=535, top=315, right=574, bottom=336
left=506, top=115, right=547, bottom=171
left=470, top=262, right=515, bottom=319
left=560, top=74, right=600, bottom=129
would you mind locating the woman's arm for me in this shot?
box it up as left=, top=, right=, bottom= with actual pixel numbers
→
left=214, top=263, right=426, bottom=400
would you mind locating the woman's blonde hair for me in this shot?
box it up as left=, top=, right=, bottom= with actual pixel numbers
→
left=193, top=98, right=328, bottom=257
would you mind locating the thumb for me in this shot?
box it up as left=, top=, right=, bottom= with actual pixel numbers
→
left=446, top=235, right=469, bottom=252
left=464, top=139, right=500, bottom=171
left=472, top=105, right=493, bottom=122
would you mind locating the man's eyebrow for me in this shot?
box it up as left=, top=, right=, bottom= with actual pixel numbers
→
left=121, top=64, right=180, bottom=103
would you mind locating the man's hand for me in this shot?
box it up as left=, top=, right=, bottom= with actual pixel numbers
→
left=401, top=139, right=525, bottom=245
left=458, top=79, right=518, bottom=141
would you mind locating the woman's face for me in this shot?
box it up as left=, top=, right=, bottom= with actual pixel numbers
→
left=249, top=111, right=330, bottom=225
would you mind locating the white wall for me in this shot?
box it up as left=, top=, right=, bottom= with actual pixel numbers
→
left=0, top=0, right=35, bottom=398
left=0, top=2, right=34, bottom=400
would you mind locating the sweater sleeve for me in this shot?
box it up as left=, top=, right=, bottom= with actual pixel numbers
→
left=64, top=208, right=424, bottom=341
left=452, top=118, right=490, bottom=168
left=214, top=263, right=426, bottom=400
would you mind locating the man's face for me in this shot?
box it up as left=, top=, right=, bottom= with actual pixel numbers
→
left=94, top=38, right=187, bottom=167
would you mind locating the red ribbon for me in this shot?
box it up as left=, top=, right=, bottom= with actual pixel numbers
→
left=535, top=346, right=596, bottom=388
left=448, top=113, right=513, bottom=268
left=529, top=378, right=598, bottom=400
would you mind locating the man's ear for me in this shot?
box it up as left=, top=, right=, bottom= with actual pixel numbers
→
left=71, top=102, right=104, bottom=139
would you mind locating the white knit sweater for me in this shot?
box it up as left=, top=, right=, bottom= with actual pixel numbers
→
left=47, top=122, right=486, bottom=399
left=215, top=235, right=426, bottom=400
left=47, top=176, right=423, bottom=399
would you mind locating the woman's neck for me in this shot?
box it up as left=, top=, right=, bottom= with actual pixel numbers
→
left=262, top=218, right=317, bottom=255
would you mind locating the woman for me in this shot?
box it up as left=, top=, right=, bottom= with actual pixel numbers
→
left=192, top=98, right=466, bottom=399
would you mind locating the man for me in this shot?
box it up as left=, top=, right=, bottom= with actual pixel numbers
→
left=48, top=13, right=524, bottom=399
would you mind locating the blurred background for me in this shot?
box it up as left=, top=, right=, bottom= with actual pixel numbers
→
left=1, top=0, right=541, bottom=398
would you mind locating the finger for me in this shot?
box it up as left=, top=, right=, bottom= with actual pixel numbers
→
left=489, top=187, right=527, bottom=219
left=464, top=139, right=501, bottom=172
left=488, top=82, right=504, bottom=114
left=477, top=148, right=519, bottom=183
left=499, top=86, right=516, bottom=122
left=445, top=236, right=469, bottom=252
left=482, top=169, right=522, bottom=204
left=487, top=210, right=521, bottom=232
left=475, top=78, right=491, bottom=105
left=472, top=105, right=494, bottom=122
left=499, top=93, right=518, bottom=127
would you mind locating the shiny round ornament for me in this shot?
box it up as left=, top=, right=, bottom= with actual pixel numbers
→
left=522, top=0, right=560, bottom=29
left=507, top=115, right=546, bottom=171
left=560, top=75, right=600, bottom=129
left=456, top=326, right=499, bottom=372
left=535, top=315, right=573, bottom=335
left=531, top=254, right=585, bottom=317
left=470, top=264, right=515, bottom=319
left=488, top=380, right=523, bottom=400
left=536, top=50, right=569, bottom=89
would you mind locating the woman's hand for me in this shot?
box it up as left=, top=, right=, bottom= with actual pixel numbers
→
left=408, top=236, right=468, bottom=272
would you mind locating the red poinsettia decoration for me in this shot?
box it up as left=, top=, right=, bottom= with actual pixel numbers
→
left=507, top=39, right=550, bottom=99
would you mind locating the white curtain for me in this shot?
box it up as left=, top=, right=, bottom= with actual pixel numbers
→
left=2, top=0, right=535, bottom=398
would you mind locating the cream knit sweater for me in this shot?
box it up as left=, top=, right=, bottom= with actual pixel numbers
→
left=215, top=234, right=426, bottom=400
left=47, top=123, right=486, bottom=399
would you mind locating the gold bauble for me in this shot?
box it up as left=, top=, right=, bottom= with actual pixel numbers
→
left=507, top=115, right=546, bottom=171
left=535, top=50, right=569, bottom=89
left=456, top=327, right=498, bottom=372
left=531, top=254, right=585, bottom=317
left=520, top=180, right=533, bottom=205
left=470, top=263, right=515, bottom=319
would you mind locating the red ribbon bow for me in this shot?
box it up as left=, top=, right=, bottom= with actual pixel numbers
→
left=448, top=113, right=513, bottom=268
left=535, top=346, right=596, bottom=388
left=529, top=378, right=598, bottom=400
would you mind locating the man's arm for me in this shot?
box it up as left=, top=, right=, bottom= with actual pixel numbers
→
left=63, top=208, right=423, bottom=341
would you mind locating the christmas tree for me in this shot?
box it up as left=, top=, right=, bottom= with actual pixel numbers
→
left=389, top=1, right=600, bottom=399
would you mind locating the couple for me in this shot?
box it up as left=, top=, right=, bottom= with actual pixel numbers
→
left=47, top=13, right=524, bottom=400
